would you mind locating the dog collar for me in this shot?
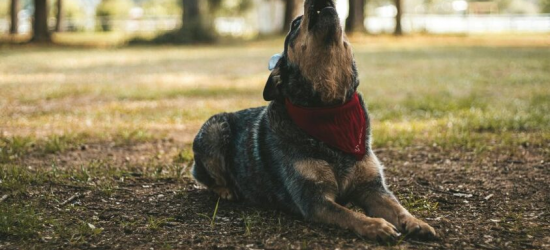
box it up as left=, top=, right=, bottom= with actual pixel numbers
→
left=285, top=93, right=367, bottom=161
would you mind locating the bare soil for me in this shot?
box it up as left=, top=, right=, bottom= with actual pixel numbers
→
left=1, top=140, right=549, bottom=250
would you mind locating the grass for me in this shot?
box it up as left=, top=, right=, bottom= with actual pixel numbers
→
left=0, top=165, right=103, bottom=243
left=0, top=203, right=43, bottom=239
left=0, top=34, right=548, bottom=247
left=197, top=197, right=221, bottom=228
left=113, top=130, right=155, bottom=146
left=0, top=136, right=34, bottom=163
left=0, top=164, right=46, bottom=192
left=398, top=193, right=439, bottom=216
left=1, top=36, right=548, bottom=154
left=147, top=216, right=174, bottom=231
left=241, top=211, right=266, bottom=236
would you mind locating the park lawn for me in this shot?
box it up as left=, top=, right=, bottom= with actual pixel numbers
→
left=0, top=35, right=549, bottom=249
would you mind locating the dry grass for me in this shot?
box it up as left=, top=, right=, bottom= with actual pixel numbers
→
left=1, top=35, right=549, bottom=152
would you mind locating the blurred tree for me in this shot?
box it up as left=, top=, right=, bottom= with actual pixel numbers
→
left=180, top=0, right=214, bottom=40
left=96, top=0, right=133, bottom=31
left=346, top=0, right=366, bottom=33
left=540, top=0, right=550, bottom=13
left=54, top=0, right=61, bottom=32
left=212, top=0, right=252, bottom=16
left=394, top=0, right=402, bottom=35
left=0, top=1, right=6, bottom=17
left=143, top=0, right=252, bottom=44
left=149, top=0, right=219, bottom=44
left=32, top=0, right=50, bottom=42
left=141, top=0, right=180, bottom=16
left=50, top=0, right=83, bottom=31
left=283, top=0, right=301, bottom=32
left=10, top=0, right=19, bottom=34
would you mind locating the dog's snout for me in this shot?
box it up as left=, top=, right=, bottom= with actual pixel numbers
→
left=306, top=0, right=336, bottom=10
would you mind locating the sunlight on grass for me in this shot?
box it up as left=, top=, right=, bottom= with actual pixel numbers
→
left=0, top=37, right=549, bottom=155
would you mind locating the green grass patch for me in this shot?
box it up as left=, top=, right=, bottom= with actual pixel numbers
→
left=0, top=136, right=34, bottom=163
left=146, top=216, right=174, bottom=231
left=113, top=130, right=156, bottom=146
left=43, top=135, right=76, bottom=154
left=174, top=148, right=194, bottom=164
left=0, top=203, right=43, bottom=240
left=398, top=193, right=439, bottom=216
left=0, top=164, right=46, bottom=193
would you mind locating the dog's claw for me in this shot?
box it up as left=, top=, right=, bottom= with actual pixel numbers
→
left=400, top=216, right=437, bottom=240
left=356, top=218, right=400, bottom=242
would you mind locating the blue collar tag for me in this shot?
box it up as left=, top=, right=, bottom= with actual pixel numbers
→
left=268, top=54, right=282, bottom=71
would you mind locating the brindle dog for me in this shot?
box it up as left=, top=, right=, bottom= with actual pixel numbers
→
left=192, top=0, right=437, bottom=241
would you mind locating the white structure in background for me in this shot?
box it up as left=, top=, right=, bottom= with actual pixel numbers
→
left=367, top=13, right=550, bottom=34
left=255, top=0, right=285, bottom=34
left=452, top=0, right=469, bottom=12
left=367, top=0, right=550, bottom=34
left=219, top=0, right=347, bottom=36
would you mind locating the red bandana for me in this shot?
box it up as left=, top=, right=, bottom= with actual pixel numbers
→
left=285, top=93, right=366, bottom=161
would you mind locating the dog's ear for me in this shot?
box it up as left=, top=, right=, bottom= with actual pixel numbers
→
left=263, top=55, right=284, bottom=101
left=263, top=68, right=282, bottom=101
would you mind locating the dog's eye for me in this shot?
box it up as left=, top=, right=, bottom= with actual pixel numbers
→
left=291, top=17, right=302, bottom=30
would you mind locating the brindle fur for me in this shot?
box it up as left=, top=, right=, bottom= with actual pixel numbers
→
left=192, top=0, right=436, bottom=241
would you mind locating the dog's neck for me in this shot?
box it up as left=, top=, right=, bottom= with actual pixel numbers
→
left=282, top=64, right=359, bottom=108
left=282, top=93, right=367, bottom=161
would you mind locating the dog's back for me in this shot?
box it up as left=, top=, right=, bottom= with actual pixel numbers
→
left=192, top=106, right=299, bottom=212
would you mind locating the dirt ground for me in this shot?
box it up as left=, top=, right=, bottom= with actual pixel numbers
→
left=1, top=139, right=548, bottom=250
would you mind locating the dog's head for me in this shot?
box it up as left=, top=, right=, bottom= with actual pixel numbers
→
left=264, top=0, right=358, bottom=106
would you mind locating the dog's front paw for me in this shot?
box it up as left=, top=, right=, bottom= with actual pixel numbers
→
left=355, top=218, right=400, bottom=241
left=400, top=216, right=437, bottom=239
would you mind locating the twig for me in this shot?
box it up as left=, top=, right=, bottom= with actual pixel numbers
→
left=115, top=187, right=133, bottom=192
left=59, top=192, right=85, bottom=207
left=0, top=194, right=8, bottom=203
left=474, top=243, right=499, bottom=250
left=373, top=145, right=428, bottom=153
left=407, top=240, right=441, bottom=248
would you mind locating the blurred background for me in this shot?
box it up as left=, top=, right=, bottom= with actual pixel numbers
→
left=0, top=0, right=549, bottom=43
left=0, top=0, right=548, bottom=151
left=0, top=0, right=548, bottom=148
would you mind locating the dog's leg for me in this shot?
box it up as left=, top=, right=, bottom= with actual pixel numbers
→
left=351, top=153, right=437, bottom=239
left=294, top=160, right=399, bottom=241
left=310, top=198, right=400, bottom=241
left=192, top=114, right=237, bottom=200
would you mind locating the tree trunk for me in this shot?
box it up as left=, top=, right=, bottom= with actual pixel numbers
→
left=180, top=0, right=214, bottom=41
left=283, top=0, right=302, bottom=33
left=394, top=0, right=403, bottom=36
left=346, top=0, right=366, bottom=33
left=55, top=0, right=62, bottom=32
left=149, top=0, right=214, bottom=44
left=182, top=0, right=211, bottom=28
left=32, top=0, right=51, bottom=42
left=9, top=0, right=18, bottom=34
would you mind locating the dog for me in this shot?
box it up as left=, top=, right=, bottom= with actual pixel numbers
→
left=192, top=0, right=436, bottom=241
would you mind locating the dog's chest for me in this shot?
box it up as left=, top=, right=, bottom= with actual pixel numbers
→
left=327, top=156, right=380, bottom=199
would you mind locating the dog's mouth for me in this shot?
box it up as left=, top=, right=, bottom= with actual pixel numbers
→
left=306, top=0, right=338, bottom=32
